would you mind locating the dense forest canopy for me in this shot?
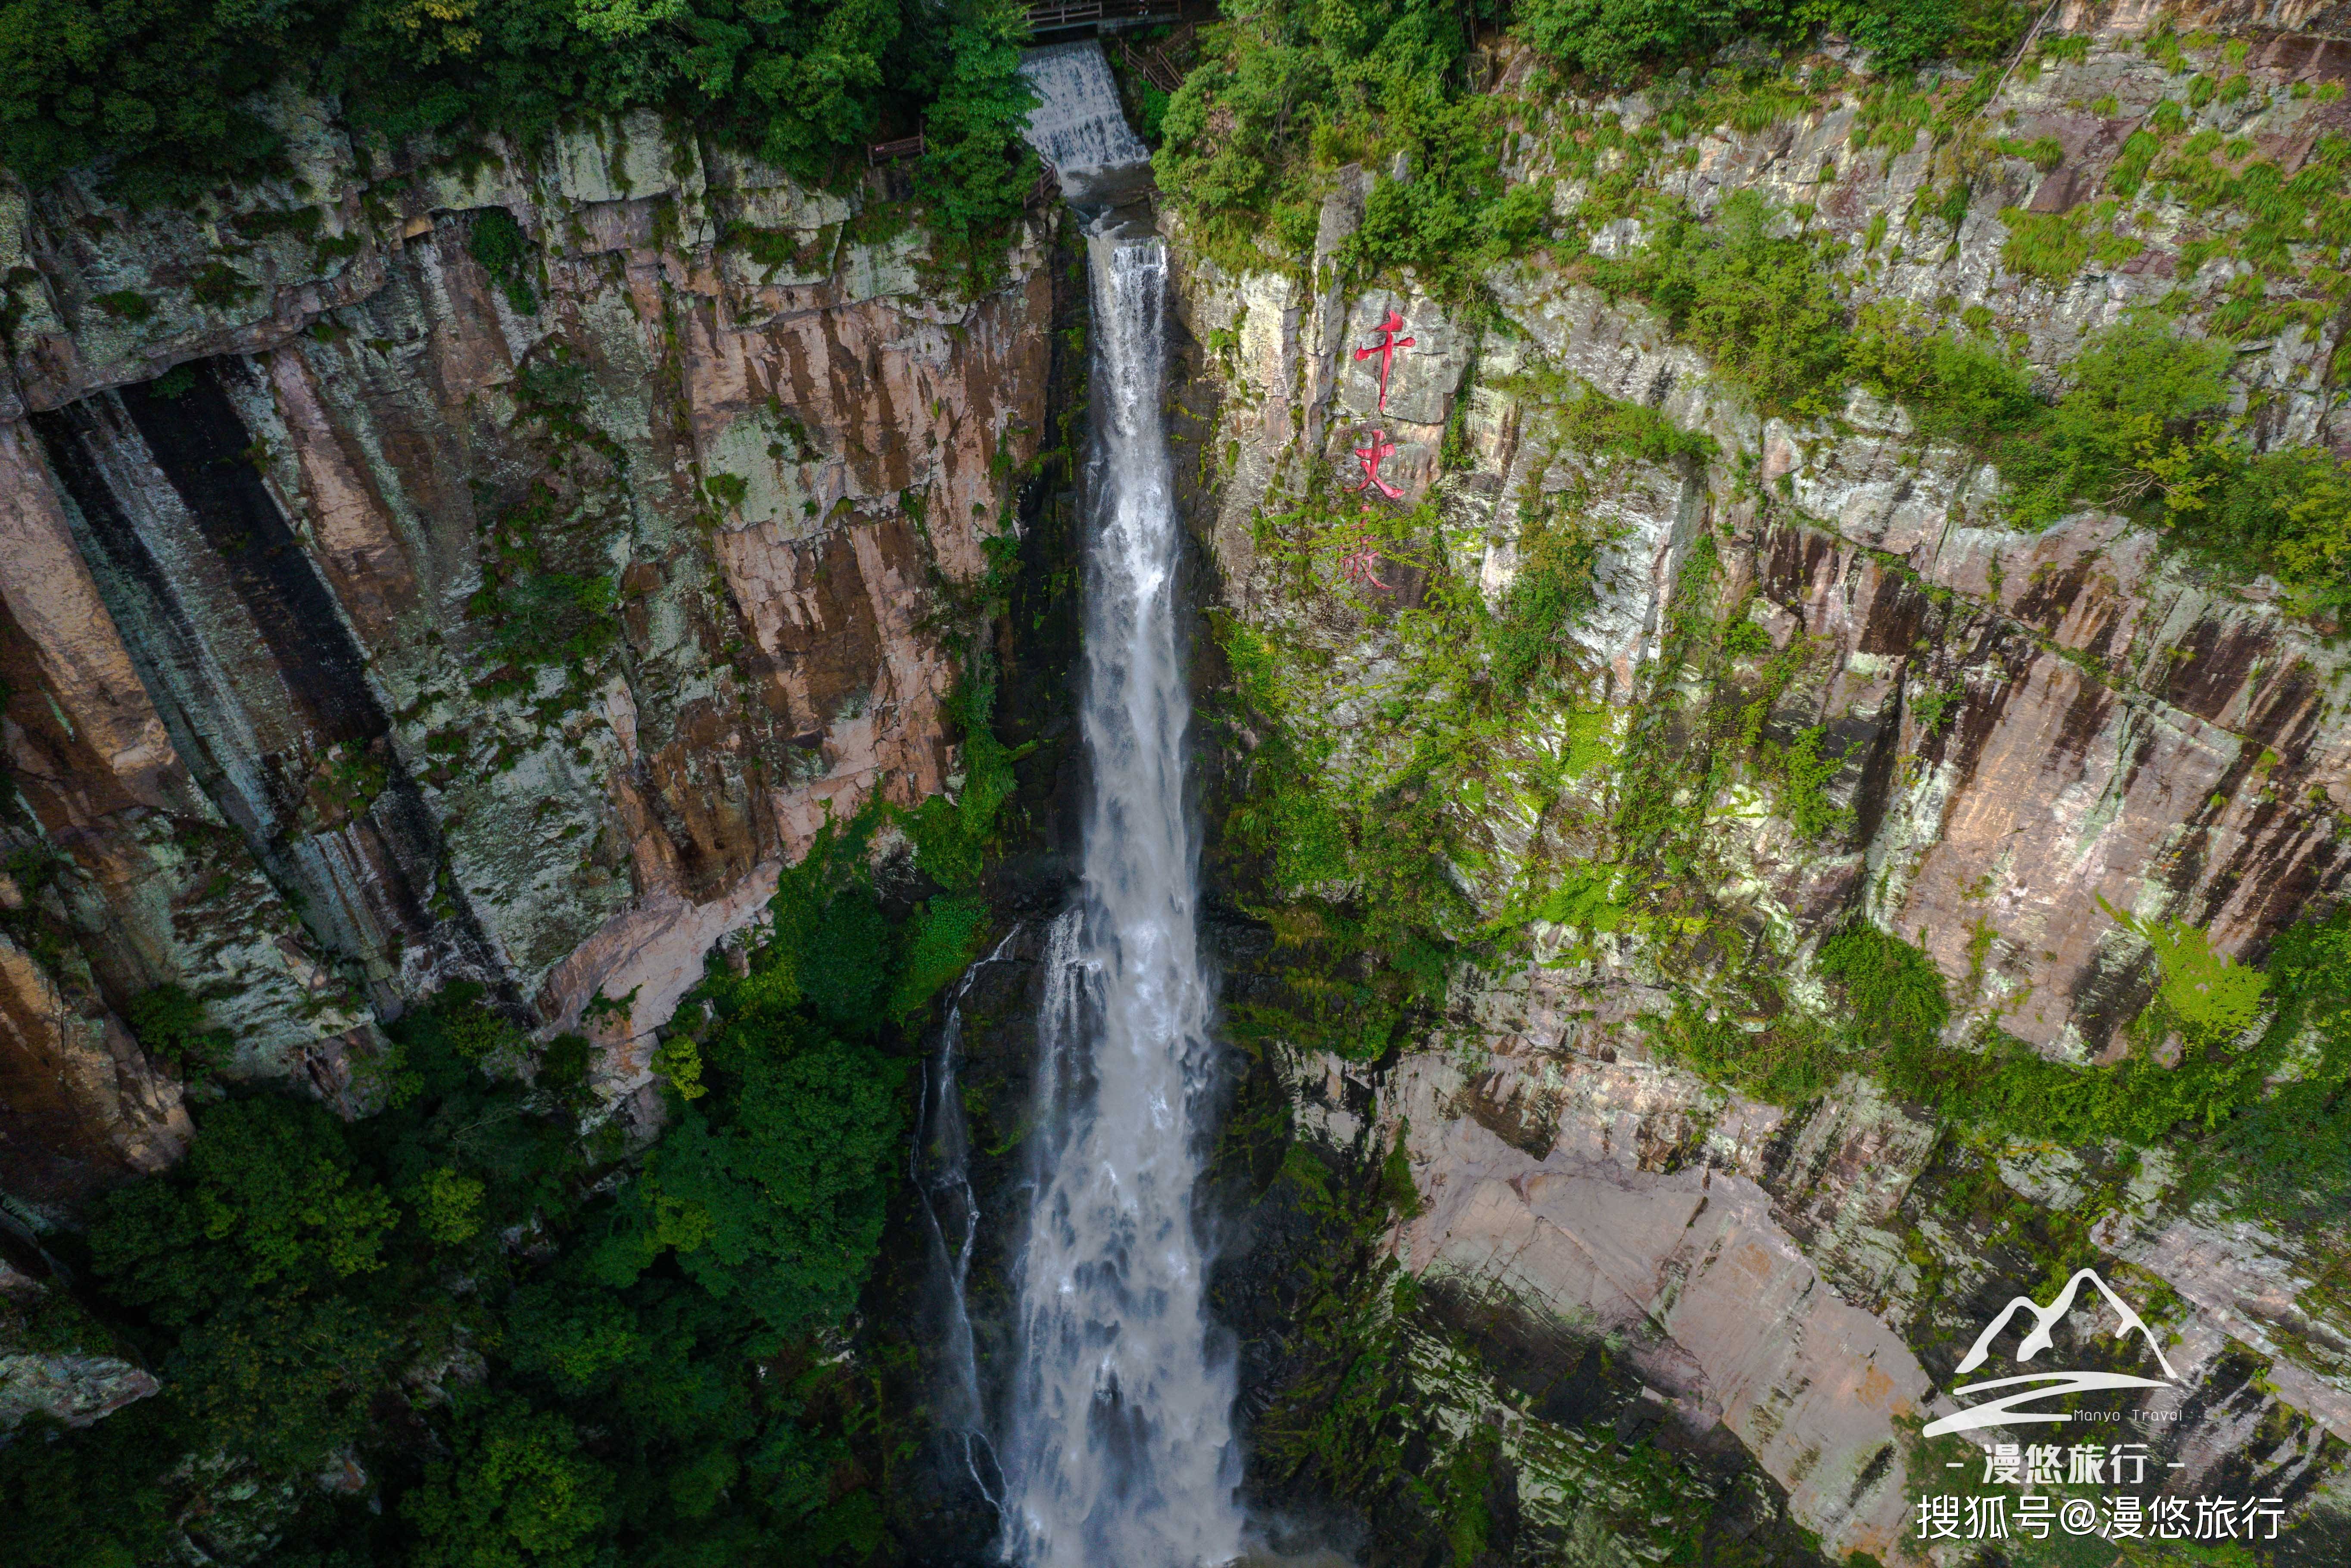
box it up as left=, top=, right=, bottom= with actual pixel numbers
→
left=0, top=0, right=1040, bottom=232
left=1, top=813, right=984, bottom=1567
left=0, top=1, right=2031, bottom=237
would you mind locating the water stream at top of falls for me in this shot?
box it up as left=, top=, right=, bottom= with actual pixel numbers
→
left=1017, top=43, right=1149, bottom=188
left=999, top=42, right=1244, bottom=1568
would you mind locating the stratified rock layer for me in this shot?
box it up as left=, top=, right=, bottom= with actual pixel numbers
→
left=0, top=106, right=1049, bottom=1217
left=1174, top=8, right=2351, bottom=1561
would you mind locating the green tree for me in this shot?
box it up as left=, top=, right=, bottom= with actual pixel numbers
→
left=90, top=1096, right=398, bottom=1325
left=1513, top=0, right=2026, bottom=81
left=166, top=1297, right=397, bottom=1473
left=0, top=0, right=1040, bottom=246
left=0, top=1408, right=182, bottom=1568
left=502, top=1282, right=645, bottom=1394
left=403, top=1399, right=613, bottom=1568
left=2001, top=317, right=2233, bottom=527
left=417, top=1165, right=489, bottom=1243
left=910, top=0, right=1039, bottom=253
left=601, top=1028, right=903, bottom=1333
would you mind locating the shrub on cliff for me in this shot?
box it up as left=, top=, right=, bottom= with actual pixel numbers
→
left=1846, top=302, right=2040, bottom=447
left=2202, top=905, right=2351, bottom=1223
left=1155, top=0, right=1554, bottom=291
left=1603, top=200, right=2351, bottom=613
left=2000, top=318, right=2236, bottom=528
left=125, top=982, right=236, bottom=1080
left=1593, top=191, right=1850, bottom=421
left=1819, top=922, right=1950, bottom=1058
left=1819, top=910, right=2339, bottom=1157
left=0, top=0, right=1035, bottom=244
left=1512, top=0, right=2033, bottom=81
left=1999, top=317, right=2351, bottom=614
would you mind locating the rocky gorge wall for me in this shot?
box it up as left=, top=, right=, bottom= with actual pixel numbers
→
left=1170, top=5, right=2351, bottom=1563
left=3, top=6, right=2351, bottom=1565
left=0, top=100, right=1054, bottom=1223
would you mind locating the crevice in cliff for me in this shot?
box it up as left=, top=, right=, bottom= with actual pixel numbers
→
left=28, top=361, right=514, bottom=1019
left=117, top=367, right=383, bottom=746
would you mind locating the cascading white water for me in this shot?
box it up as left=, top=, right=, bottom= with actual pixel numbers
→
left=1002, top=53, right=1244, bottom=1565
left=1001, top=233, right=1242, bottom=1568
left=1018, top=43, right=1149, bottom=185
left=914, top=935, right=1021, bottom=1509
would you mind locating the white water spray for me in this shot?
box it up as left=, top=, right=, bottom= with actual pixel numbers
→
left=1018, top=43, right=1149, bottom=184
left=1002, top=48, right=1243, bottom=1568
left=913, top=934, right=1020, bottom=1509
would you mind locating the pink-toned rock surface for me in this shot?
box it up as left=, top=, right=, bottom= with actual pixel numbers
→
left=1181, top=8, right=2351, bottom=1551
left=0, top=110, right=1055, bottom=1201
left=1390, top=1051, right=1929, bottom=1562
left=0, top=931, right=189, bottom=1211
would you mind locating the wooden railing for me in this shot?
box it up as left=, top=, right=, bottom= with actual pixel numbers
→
left=867, top=134, right=925, bottom=167
left=1118, top=37, right=1184, bottom=93
left=1025, top=0, right=1179, bottom=31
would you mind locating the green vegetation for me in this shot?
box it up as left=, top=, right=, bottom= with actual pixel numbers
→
left=467, top=206, right=537, bottom=315
left=468, top=478, right=620, bottom=682
left=1216, top=375, right=1714, bottom=1059
left=898, top=650, right=1021, bottom=892
left=125, top=983, right=235, bottom=1079
left=1237, top=1116, right=1837, bottom=1566
left=1996, top=199, right=2143, bottom=284
left=0, top=0, right=1036, bottom=250
left=1999, top=317, right=2351, bottom=614
left=1481, top=392, right=1699, bottom=687
left=1846, top=301, right=2038, bottom=447
left=1158, top=1, right=2025, bottom=289
left=91, top=288, right=154, bottom=323
left=1217, top=504, right=1498, bottom=1059
left=1514, top=0, right=2031, bottom=80
left=1999, top=318, right=2233, bottom=525
left=1591, top=192, right=1848, bottom=420
left=2113, top=904, right=2270, bottom=1043
left=465, top=347, right=629, bottom=702
left=1768, top=724, right=1853, bottom=838
left=2197, top=908, right=2351, bottom=1223
left=0, top=793, right=994, bottom=1565
left=1155, top=0, right=1553, bottom=291
left=1660, top=908, right=2346, bottom=1176
left=1819, top=923, right=1951, bottom=1058
left=1589, top=185, right=2351, bottom=612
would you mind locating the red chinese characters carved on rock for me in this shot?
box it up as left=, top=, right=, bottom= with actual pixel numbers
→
left=1340, top=426, right=1400, bottom=591
left=1354, top=309, right=1416, bottom=412
left=1338, top=508, right=1391, bottom=591
left=1350, top=429, right=1401, bottom=500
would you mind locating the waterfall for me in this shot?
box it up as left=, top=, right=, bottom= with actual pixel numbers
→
left=1001, top=50, right=1244, bottom=1568
left=1018, top=44, right=1150, bottom=188
left=914, top=934, right=1020, bottom=1512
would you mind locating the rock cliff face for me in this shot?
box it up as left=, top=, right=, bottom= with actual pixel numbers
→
left=1172, top=6, right=2351, bottom=1561
left=6, top=7, right=2351, bottom=1564
left=0, top=102, right=1052, bottom=1220
left=0, top=1251, right=158, bottom=1433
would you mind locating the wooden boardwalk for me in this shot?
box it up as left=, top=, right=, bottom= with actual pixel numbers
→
left=1025, top=0, right=1181, bottom=33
